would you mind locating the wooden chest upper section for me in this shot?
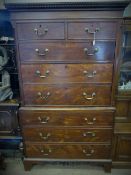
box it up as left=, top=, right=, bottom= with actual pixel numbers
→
left=11, top=11, right=122, bottom=107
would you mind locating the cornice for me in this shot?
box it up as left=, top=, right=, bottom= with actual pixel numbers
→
left=4, top=1, right=130, bottom=11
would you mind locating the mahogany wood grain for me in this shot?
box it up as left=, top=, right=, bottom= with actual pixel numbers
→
left=25, top=143, right=111, bottom=159
left=20, top=109, right=113, bottom=127
left=16, top=21, right=117, bottom=40
left=19, top=41, right=115, bottom=62
left=68, top=21, right=117, bottom=39
left=22, top=84, right=111, bottom=106
left=21, top=63, right=113, bottom=84
left=23, top=127, right=112, bottom=143
left=17, top=22, right=65, bottom=40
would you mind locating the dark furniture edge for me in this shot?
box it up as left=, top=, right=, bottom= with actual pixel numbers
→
left=4, top=2, right=130, bottom=11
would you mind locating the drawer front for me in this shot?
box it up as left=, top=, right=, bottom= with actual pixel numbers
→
left=17, top=22, right=65, bottom=40
left=20, top=110, right=113, bottom=127
left=23, top=84, right=111, bottom=106
left=68, top=22, right=117, bottom=39
left=21, top=64, right=113, bottom=84
left=23, top=128, right=112, bottom=143
left=25, top=143, right=111, bottom=159
left=19, top=42, right=115, bottom=62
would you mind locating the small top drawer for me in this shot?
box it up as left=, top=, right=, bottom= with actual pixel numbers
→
left=68, top=21, right=117, bottom=40
left=16, top=22, right=65, bottom=40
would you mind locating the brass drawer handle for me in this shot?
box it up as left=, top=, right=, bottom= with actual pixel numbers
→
left=85, top=28, right=99, bottom=46
left=83, top=131, right=96, bottom=137
left=40, top=148, right=52, bottom=156
left=38, top=116, right=50, bottom=124
left=34, top=28, right=48, bottom=36
left=35, top=70, right=50, bottom=78
left=85, top=27, right=100, bottom=34
left=35, top=48, right=49, bottom=56
left=84, top=47, right=99, bottom=56
left=83, top=70, right=96, bottom=78
left=39, top=132, right=51, bottom=140
left=83, top=92, right=96, bottom=100
left=37, top=92, right=51, bottom=100
left=84, top=117, right=96, bottom=125
left=83, top=149, right=94, bottom=157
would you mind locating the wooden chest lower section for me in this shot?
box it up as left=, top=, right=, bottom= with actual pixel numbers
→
left=20, top=107, right=114, bottom=161
left=25, top=143, right=111, bottom=159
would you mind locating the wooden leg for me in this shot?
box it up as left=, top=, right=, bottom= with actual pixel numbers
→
left=23, top=160, right=33, bottom=171
left=104, top=163, right=112, bottom=173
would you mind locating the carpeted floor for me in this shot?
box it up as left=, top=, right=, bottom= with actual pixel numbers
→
left=0, top=158, right=131, bottom=175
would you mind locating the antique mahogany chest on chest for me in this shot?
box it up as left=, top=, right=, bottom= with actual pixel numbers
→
left=5, top=0, right=128, bottom=172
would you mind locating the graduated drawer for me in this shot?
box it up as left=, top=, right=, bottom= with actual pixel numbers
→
left=19, top=41, right=115, bottom=62
left=21, top=64, right=113, bottom=84
left=23, top=127, right=112, bottom=143
left=25, top=143, right=111, bottom=159
left=16, top=22, right=65, bottom=40
left=23, top=84, right=111, bottom=106
left=68, top=21, right=117, bottom=39
left=20, top=109, right=113, bottom=127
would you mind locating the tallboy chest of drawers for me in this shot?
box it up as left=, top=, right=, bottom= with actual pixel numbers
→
left=6, top=1, right=126, bottom=172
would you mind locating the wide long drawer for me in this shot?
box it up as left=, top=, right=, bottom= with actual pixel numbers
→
left=16, top=22, right=65, bottom=40
left=25, top=143, right=111, bottom=159
left=20, top=109, right=113, bottom=127
left=23, top=127, right=112, bottom=143
left=21, top=64, right=113, bottom=84
left=67, top=21, right=117, bottom=39
left=22, top=84, right=111, bottom=106
left=19, top=41, right=115, bottom=62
